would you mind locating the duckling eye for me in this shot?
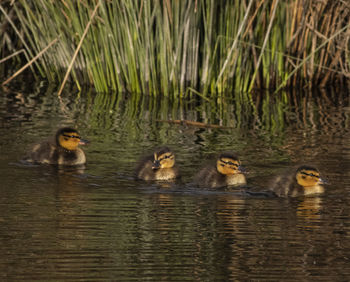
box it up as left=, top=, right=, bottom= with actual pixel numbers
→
left=63, top=134, right=81, bottom=139
left=222, top=160, right=238, bottom=167
left=301, top=171, right=320, bottom=179
left=303, top=172, right=317, bottom=178
left=158, top=154, right=171, bottom=161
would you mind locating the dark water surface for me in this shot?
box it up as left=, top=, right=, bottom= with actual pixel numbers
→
left=0, top=84, right=350, bottom=280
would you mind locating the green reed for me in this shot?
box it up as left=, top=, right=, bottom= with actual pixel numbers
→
left=2, top=0, right=349, bottom=99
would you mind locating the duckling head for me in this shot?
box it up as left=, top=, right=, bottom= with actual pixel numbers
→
left=56, top=127, right=88, bottom=151
left=152, top=147, right=175, bottom=170
left=296, top=165, right=325, bottom=187
left=216, top=153, right=245, bottom=175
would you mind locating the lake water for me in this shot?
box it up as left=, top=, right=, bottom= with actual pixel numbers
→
left=0, top=83, right=349, bottom=280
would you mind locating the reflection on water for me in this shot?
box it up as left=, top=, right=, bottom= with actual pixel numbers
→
left=296, top=196, right=323, bottom=222
left=0, top=84, right=350, bottom=280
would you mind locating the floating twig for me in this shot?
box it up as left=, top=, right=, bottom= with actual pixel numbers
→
left=156, top=119, right=233, bottom=129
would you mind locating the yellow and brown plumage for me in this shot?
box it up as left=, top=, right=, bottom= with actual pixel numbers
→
left=24, top=127, right=88, bottom=166
left=194, top=152, right=246, bottom=188
left=270, top=165, right=326, bottom=197
left=135, top=147, right=180, bottom=181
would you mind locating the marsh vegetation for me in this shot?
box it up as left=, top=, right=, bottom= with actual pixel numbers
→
left=1, top=0, right=349, bottom=99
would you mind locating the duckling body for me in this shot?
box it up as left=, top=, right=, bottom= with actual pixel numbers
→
left=135, top=147, right=179, bottom=181
left=270, top=165, right=325, bottom=197
left=194, top=152, right=246, bottom=188
left=25, top=127, right=88, bottom=166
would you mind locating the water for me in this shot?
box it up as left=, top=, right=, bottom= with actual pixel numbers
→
left=0, top=84, right=350, bottom=280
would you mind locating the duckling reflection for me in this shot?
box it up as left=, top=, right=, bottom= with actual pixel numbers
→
left=194, top=152, right=246, bottom=188
left=135, top=147, right=180, bottom=181
left=24, top=127, right=89, bottom=166
left=270, top=165, right=326, bottom=197
left=296, top=197, right=323, bottom=222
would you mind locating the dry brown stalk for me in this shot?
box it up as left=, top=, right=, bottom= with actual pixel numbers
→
left=0, top=49, right=24, bottom=64
left=2, top=37, right=59, bottom=86
left=57, top=1, right=101, bottom=97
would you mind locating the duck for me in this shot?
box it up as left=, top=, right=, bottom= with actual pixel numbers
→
left=135, top=146, right=180, bottom=181
left=270, top=165, right=326, bottom=197
left=24, top=127, right=88, bottom=165
left=194, top=152, right=246, bottom=188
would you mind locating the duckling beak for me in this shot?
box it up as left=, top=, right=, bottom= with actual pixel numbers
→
left=79, top=138, right=90, bottom=145
left=318, top=177, right=328, bottom=185
left=152, top=160, right=161, bottom=170
left=238, top=166, right=246, bottom=174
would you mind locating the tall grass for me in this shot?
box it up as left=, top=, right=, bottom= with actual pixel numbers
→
left=1, top=0, right=349, bottom=98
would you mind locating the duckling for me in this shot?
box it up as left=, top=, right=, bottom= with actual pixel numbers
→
left=135, top=147, right=180, bottom=181
left=270, top=165, right=326, bottom=197
left=24, top=127, right=88, bottom=165
left=194, top=152, right=246, bottom=188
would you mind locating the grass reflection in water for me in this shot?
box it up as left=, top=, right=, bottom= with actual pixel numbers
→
left=0, top=85, right=349, bottom=280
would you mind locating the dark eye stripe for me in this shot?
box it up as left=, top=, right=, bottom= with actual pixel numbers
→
left=63, top=134, right=81, bottom=139
left=159, top=154, right=173, bottom=161
left=220, top=159, right=239, bottom=167
left=301, top=171, right=319, bottom=178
